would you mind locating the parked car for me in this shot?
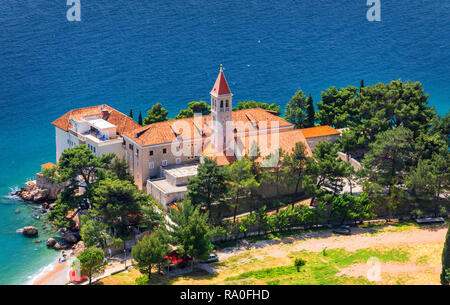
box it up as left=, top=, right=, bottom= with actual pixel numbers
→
left=202, top=253, right=219, bottom=263
left=333, top=225, right=351, bottom=235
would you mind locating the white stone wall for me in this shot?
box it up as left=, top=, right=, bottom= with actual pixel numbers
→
left=55, top=127, right=79, bottom=162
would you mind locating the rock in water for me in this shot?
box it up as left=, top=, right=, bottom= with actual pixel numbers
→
left=53, top=242, right=71, bottom=250
left=22, top=226, right=38, bottom=237
left=46, top=238, right=56, bottom=248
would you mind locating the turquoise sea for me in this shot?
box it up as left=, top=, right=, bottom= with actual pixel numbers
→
left=0, top=1, right=449, bottom=284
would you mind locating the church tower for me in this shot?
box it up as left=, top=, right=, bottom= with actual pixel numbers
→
left=210, top=65, right=233, bottom=153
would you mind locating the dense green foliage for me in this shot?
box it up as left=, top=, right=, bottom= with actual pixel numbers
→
left=316, top=86, right=359, bottom=129
left=284, top=89, right=309, bottom=128
left=80, top=215, right=110, bottom=248
left=234, top=101, right=281, bottom=115
left=167, top=201, right=212, bottom=262
left=175, top=101, right=211, bottom=119
left=226, top=158, right=261, bottom=222
left=109, top=157, right=134, bottom=182
left=131, top=230, right=169, bottom=279
left=362, top=127, right=415, bottom=187
left=91, top=178, right=149, bottom=235
left=138, top=111, right=143, bottom=126
left=78, top=247, right=106, bottom=285
left=45, top=145, right=114, bottom=227
left=305, top=93, right=315, bottom=127
left=143, top=103, right=169, bottom=125
left=186, top=158, right=227, bottom=220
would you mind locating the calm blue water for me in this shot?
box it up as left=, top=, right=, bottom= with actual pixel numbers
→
left=0, top=0, right=449, bottom=284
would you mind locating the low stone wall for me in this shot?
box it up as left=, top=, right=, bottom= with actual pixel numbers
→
left=337, top=152, right=362, bottom=170
left=35, top=173, right=65, bottom=200
left=306, top=134, right=340, bottom=153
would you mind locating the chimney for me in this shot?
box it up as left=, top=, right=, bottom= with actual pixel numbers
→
left=100, top=106, right=109, bottom=119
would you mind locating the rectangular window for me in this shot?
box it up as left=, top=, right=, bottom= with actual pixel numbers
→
left=135, top=149, right=139, bottom=157
left=163, top=148, right=167, bottom=154
left=129, top=144, right=133, bottom=150
left=137, top=160, right=139, bottom=167
left=176, top=158, right=181, bottom=164
left=162, top=160, right=167, bottom=166
left=149, top=162, right=154, bottom=169
left=149, top=150, right=153, bottom=156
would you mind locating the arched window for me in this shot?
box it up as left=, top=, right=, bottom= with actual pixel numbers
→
left=220, top=100, right=223, bottom=108
left=226, top=100, right=229, bottom=108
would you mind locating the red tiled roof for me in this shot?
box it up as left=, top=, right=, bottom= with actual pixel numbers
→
left=52, top=104, right=141, bottom=135
left=210, top=67, right=231, bottom=96
left=202, top=129, right=312, bottom=166
left=41, top=162, right=57, bottom=169
left=124, top=108, right=293, bottom=147
left=300, top=126, right=340, bottom=138
left=237, top=129, right=313, bottom=162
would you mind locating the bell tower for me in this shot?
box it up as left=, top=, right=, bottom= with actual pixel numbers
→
left=210, top=65, right=233, bottom=153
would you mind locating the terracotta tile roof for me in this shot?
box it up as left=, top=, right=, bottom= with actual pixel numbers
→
left=124, top=108, right=293, bottom=147
left=210, top=67, right=231, bottom=96
left=41, top=162, right=57, bottom=169
left=237, top=129, right=313, bottom=162
left=300, top=125, right=340, bottom=138
left=202, top=129, right=312, bottom=166
left=52, top=104, right=140, bottom=135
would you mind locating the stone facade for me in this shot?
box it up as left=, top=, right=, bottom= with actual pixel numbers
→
left=305, top=134, right=340, bottom=153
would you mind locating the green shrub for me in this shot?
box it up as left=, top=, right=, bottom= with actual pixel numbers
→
left=135, top=275, right=149, bottom=285
left=294, top=258, right=306, bottom=272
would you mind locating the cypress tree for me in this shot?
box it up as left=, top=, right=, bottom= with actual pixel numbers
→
left=129, top=108, right=133, bottom=119
left=360, top=79, right=364, bottom=92
left=306, top=93, right=315, bottom=127
left=441, top=223, right=450, bottom=285
left=138, top=111, right=143, bottom=126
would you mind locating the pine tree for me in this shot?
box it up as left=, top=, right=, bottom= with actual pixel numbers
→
left=138, top=111, right=143, bottom=126
left=129, top=108, right=133, bottom=119
left=306, top=93, right=315, bottom=127
left=285, top=89, right=308, bottom=129
left=441, top=223, right=450, bottom=285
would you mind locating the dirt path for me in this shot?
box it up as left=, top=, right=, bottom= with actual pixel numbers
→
left=217, top=224, right=447, bottom=260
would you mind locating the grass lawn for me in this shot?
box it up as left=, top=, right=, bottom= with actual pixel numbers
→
left=98, top=221, right=446, bottom=285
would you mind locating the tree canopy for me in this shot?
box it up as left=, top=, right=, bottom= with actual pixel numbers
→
left=143, top=103, right=169, bottom=125
left=284, top=89, right=308, bottom=129
left=234, top=101, right=281, bottom=115
left=91, top=178, right=149, bottom=234
left=77, top=247, right=105, bottom=285
left=167, top=201, right=212, bottom=262
left=362, top=127, right=415, bottom=187
left=175, top=101, right=211, bottom=119
left=131, top=229, right=169, bottom=280
left=186, top=157, right=227, bottom=218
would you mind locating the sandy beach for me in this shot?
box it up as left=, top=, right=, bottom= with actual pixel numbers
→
left=30, top=254, right=73, bottom=285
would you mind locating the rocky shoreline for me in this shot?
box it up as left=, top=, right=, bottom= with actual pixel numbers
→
left=12, top=183, right=85, bottom=254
